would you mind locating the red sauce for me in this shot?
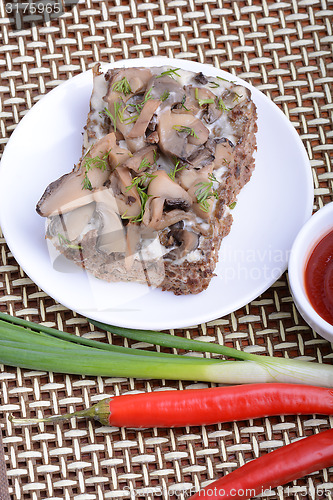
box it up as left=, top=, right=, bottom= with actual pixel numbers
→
left=304, top=229, right=333, bottom=325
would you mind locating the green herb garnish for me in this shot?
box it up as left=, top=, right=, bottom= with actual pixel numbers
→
left=180, top=95, right=189, bottom=111
left=101, top=102, right=123, bottom=132
left=172, top=125, right=198, bottom=139
left=125, top=172, right=157, bottom=192
left=208, top=81, right=220, bottom=88
left=233, top=92, right=243, bottom=102
left=168, top=160, right=185, bottom=181
left=194, top=88, right=215, bottom=107
left=217, top=98, right=231, bottom=112
left=216, top=76, right=230, bottom=82
left=123, top=172, right=157, bottom=222
left=156, top=68, right=181, bottom=79
left=229, top=201, right=237, bottom=209
left=195, top=173, right=220, bottom=212
left=81, top=149, right=110, bottom=190
left=112, top=77, right=132, bottom=96
left=160, top=90, right=170, bottom=102
left=127, top=88, right=153, bottom=116
left=138, top=157, right=153, bottom=171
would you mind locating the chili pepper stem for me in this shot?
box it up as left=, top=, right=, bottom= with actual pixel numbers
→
left=9, top=398, right=111, bottom=426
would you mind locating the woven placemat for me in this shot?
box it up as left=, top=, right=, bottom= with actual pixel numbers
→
left=0, top=1, right=333, bottom=499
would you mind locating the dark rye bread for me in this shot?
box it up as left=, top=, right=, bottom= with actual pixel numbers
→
left=37, top=65, right=257, bottom=295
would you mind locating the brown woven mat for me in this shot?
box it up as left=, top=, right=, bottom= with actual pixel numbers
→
left=1, top=1, right=333, bottom=499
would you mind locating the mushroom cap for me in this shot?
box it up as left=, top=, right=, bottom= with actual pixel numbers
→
left=122, top=145, right=158, bottom=173
left=157, top=109, right=209, bottom=159
left=147, top=170, right=192, bottom=205
left=37, top=133, right=117, bottom=218
left=127, top=99, right=161, bottom=139
left=36, top=170, right=94, bottom=217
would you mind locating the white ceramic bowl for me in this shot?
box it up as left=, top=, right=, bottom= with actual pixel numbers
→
left=288, top=202, right=333, bottom=342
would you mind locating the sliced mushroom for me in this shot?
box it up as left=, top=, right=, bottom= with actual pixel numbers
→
left=213, top=139, right=234, bottom=171
left=127, top=99, right=161, bottom=139
left=148, top=75, right=185, bottom=106
left=104, top=68, right=153, bottom=106
left=167, top=229, right=200, bottom=260
left=108, top=144, right=132, bottom=169
left=37, top=133, right=118, bottom=217
left=143, top=203, right=195, bottom=231
left=93, top=187, right=120, bottom=214
left=36, top=171, right=94, bottom=217
left=178, top=164, right=212, bottom=190
left=96, top=207, right=127, bottom=255
left=103, top=69, right=154, bottom=153
left=59, top=203, right=96, bottom=242
left=187, top=145, right=215, bottom=169
left=122, top=145, right=158, bottom=173
left=157, top=110, right=209, bottom=160
left=220, top=85, right=250, bottom=111
left=113, top=68, right=153, bottom=95
left=193, top=72, right=208, bottom=85
left=47, top=202, right=96, bottom=242
left=110, top=166, right=142, bottom=218
left=81, top=132, right=116, bottom=187
left=104, top=100, right=147, bottom=153
left=147, top=170, right=192, bottom=204
left=187, top=171, right=216, bottom=221
left=142, top=171, right=193, bottom=230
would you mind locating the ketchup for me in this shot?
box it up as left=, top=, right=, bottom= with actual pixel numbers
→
left=304, top=229, right=333, bottom=325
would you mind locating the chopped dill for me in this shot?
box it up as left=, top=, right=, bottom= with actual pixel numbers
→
left=172, top=125, right=198, bottom=139
left=217, top=98, right=231, bottom=112
left=156, top=67, right=181, bottom=79
left=216, top=75, right=237, bottom=84
left=125, top=172, right=157, bottom=192
left=123, top=172, right=157, bottom=223
left=112, top=77, right=132, bottom=96
left=160, top=90, right=170, bottom=102
left=138, top=157, right=152, bottom=171
left=127, top=88, right=153, bottom=115
left=101, top=103, right=122, bottom=132
left=194, top=88, right=214, bottom=107
left=233, top=92, right=243, bottom=102
left=168, top=160, right=185, bottom=181
left=180, top=95, right=189, bottom=111
left=195, top=173, right=220, bottom=212
left=122, top=187, right=150, bottom=223
left=81, top=148, right=110, bottom=190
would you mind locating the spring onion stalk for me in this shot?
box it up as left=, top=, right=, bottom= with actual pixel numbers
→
left=0, top=339, right=259, bottom=383
left=0, top=313, right=182, bottom=358
left=90, top=320, right=333, bottom=388
left=0, top=312, right=332, bottom=386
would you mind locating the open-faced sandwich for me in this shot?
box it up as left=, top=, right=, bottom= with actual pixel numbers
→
left=36, top=64, right=257, bottom=295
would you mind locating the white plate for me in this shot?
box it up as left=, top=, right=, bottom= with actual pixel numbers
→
left=0, top=57, right=313, bottom=330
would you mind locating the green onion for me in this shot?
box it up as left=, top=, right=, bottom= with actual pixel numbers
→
left=89, top=320, right=333, bottom=388
left=0, top=312, right=332, bottom=387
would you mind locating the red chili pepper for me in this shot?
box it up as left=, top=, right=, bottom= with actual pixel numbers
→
left=189, top=428, right=333, bottom=500
left=10, top=383, right=333, bottom=427
left=100, top=383, right=333, bottom=428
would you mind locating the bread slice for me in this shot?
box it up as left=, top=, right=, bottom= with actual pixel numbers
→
left=36, top=64, right=257, bottom=295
